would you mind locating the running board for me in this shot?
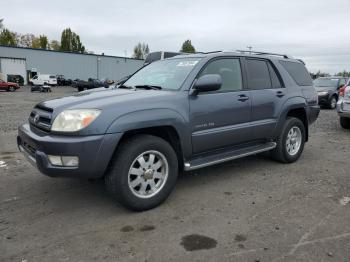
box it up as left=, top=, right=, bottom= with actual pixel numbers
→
left=184, top=142, right=276, bottom=171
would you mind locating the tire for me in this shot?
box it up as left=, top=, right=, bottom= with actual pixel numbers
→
left=329, top=96, right=337, bottom=109
left=105, top=135, right=178, bottom=211
left=270, top=117, right=306, bottom=163
left=77, top=87, right=83, bottom=92
left=8, top=86, right=15, bottom=92
left=340, top=117, right=350, bottom=129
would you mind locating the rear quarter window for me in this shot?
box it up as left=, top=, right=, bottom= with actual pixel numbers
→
left=279, top=60, right=312, bottom=86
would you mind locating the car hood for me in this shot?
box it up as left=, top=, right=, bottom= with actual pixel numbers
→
left=38, top=88, right=178, bottom=114
left=314, top=86, right=335, bottom=92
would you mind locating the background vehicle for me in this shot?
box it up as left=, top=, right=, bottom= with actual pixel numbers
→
left=0, top=79, right=20, bottom=91
left=56, top=75, right=72, bottom=86
left=73, top=78, right=108, bottom=92
left=7, top=74, right=24, bottom=86
left=337, top=85, right=350, bottom=129
left=31, top=85, right=52, bottom=93
left=18, top=51, right=319, bottom=211
left=313, top=77, right=348, bottom=109
left=144, top=51, right=183, bottom=65
left=29, top=74, right=57, bottom=86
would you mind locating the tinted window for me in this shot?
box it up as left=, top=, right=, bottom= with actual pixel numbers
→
left=246, top=59, right=272, bottom=89
left=279, top=60, right=312, bottom=86
left=49, top=75, right=56, bottom=79
left=144, top=52, right=162, bottom=64
left=199, top=58, right=242, bottom=92
left=164, top=52, right=181, bottom=59
left=268, top=63, right=282, bottom=88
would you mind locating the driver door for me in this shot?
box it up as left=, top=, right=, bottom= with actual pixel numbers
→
left=189, top=57, right=252, bottom=154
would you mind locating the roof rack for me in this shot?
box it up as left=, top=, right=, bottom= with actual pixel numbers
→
left=195, top=50, right=223, bottom=54
left=236, top=50, right=293, bottom=59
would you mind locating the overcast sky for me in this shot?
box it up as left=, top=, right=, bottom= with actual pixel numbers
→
left=2, top=0, right=350, bottom=73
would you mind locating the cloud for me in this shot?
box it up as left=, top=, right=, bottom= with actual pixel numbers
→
left=2, top=0, right=350, bottom=73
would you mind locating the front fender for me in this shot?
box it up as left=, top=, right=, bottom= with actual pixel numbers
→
left=106, top=108, right=192, bottom=159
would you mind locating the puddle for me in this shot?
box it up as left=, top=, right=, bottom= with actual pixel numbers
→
left=181, top=234, right=217, bottom=251
left=120, top=225, right=134, bottom=232
left=339, top=197, right=350, bottom=206
left=139, top=225, right=155, bottom=232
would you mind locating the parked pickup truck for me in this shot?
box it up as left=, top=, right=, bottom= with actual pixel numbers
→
left=73, top=78, right=108, bottom=92
left=18, top=51, right=320, bottom=211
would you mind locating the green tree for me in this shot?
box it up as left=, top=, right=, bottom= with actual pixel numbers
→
left=336, top=70, right=350, bottom=77
left=180, top=39, right=196, bottom=53
left=38, top=35, right=48, bottom=49
left=0, top=28, right=17, bottom=46
left=31, top=37, right=41, bottom=48
left=133, top=42, right=150, bottom=59
left=0, top=18, right=3, bottom=30
left=49, top=40, right=60, bottom=51
left=60, top=28, right=85, bottom=53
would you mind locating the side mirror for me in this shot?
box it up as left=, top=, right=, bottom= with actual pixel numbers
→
left=192, top=74, right=222, bottom=94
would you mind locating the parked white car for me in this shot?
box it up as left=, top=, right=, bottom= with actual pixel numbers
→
left=29, top=74, right=57, bottom=86
left=337, top=84, right=350, bottom=129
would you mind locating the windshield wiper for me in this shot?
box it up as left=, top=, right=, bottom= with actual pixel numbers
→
left=118, top=84, right=136, bottom=90
left=135, top=85, right=162, bottom=90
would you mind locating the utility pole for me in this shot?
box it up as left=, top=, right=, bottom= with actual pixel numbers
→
left=247, top=46, right=253, bottom=54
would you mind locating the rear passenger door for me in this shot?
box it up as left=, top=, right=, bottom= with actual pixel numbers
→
left=244, top=58, right=286, bottom=140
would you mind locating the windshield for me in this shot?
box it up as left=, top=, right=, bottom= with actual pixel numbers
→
left=313, top=78, right=338, bottom=87
left=124, top=58, right=201, bottom=90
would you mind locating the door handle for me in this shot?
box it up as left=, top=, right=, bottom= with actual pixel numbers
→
left=237, top=95, right=249, bottom=102
left=276, top=91, right=285, bottom=97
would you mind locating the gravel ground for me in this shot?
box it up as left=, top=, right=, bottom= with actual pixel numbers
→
left=0, top=86, right=350, bottom=262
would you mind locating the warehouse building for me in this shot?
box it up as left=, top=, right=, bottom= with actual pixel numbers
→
left=0, top=45, right=144, bottom=85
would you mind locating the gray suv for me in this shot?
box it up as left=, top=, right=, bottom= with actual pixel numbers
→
left=17, top=51, right=320, bottom=211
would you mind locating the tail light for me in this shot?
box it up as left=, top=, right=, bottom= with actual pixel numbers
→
left=339, top=86, right=346, bottom=97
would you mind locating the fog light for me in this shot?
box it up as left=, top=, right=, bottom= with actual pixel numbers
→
left=61, top=156, right=79, bottom=167
left=48, top=155, right=79, bottom=167
left=48, top=155, right=63, bottom=166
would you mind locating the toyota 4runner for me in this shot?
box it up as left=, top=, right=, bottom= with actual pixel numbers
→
left=17, top=51, right=320, bottom=211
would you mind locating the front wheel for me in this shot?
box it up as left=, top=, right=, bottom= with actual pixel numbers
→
left=105, top=135, right=178, bottom=211
left=329, top=96, right=337, bottom=109
left=271, top=117, right=306, bottom=163
left=340, top=117, right=350, bottom=129
left=8, top=86, right=15, bottom=92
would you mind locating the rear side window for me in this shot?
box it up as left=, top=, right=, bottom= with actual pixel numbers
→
left=279, top=61, right=312, bottom=86
left=246, top=59, right=272, bottom=89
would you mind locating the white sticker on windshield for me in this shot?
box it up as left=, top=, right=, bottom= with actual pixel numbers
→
left=177, top=61, right=198, bottom=67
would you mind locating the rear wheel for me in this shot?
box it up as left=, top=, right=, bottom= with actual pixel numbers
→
left=271, top=117, right=305, bottom=163
left=8, top=86, right=15, bottom=92
left=105, top=135, right=178, bottom=211
left=340, top=117, right=350, bottom=129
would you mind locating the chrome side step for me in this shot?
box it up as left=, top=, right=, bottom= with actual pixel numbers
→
left=184, top=142, right=276, bottom=171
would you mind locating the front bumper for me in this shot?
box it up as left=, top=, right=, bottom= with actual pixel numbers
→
left=337, top=100, right=350, bottom=118
left=317, top=94, right=330, bottom=105
left=17, top=123, right=122, bottom=178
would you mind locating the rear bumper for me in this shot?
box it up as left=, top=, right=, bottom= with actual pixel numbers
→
left=17, top=123, right=122, bottom=178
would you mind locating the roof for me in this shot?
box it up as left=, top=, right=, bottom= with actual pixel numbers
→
left=0, top=44, right=144, bottom=61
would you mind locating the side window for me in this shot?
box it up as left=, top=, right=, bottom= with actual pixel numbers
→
left=339, top=79, right=346, bottom=87
left=279, top=60, right=313, bottom=86
left=246, top=59, right=272, bottom=89
left=198, top=58, right=242, bottom=92
left=268, top=63, right=283, bottom=88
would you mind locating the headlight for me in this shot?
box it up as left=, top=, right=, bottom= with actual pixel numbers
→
left=317, top=91, right=328, bottom=96
left=51, top=109, right=101, bottom=132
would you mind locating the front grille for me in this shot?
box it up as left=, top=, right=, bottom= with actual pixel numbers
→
left=29, top=105, right=54, bottom=132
